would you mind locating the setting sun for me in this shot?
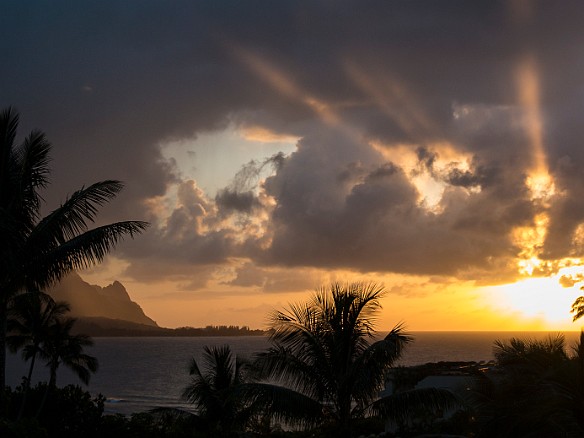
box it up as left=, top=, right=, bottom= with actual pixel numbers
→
left=484, top=274, right=584, bottom=330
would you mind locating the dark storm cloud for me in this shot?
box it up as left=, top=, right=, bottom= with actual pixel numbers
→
left=3, top=1, right=584, bottom=283
left=258, top=127, right=535, bottom=277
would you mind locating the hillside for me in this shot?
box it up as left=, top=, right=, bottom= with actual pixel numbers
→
left=48, top=273, right=158, bottom=327
left=47, top=273, right=265, bottom=337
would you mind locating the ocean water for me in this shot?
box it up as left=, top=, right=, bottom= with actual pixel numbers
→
left=6, top=331, right=582, bottom=415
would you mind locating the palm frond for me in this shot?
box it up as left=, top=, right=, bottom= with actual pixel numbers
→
left=204, top=345, right=235, bottom=390
left=182, top=373, right=214, bottom=407
left=187, top=355, right=204, bottom=379
left=32, top=180, right=126, bottom=244
left=0, top=107, right=19, bottom=194
left=351, top=324, right=412, bottom=403
left=494, top=334, right=568, bottom=374
left=7, top=291, right=70, bottom=358
left=16, top=130, right=51, bottom=221
left=25, top=220, right=148, bottom=289
left=253, top=345, right=326, bottom=399
left=372, top=387, right=460, bottom=423
left=0, top=106, right=18, bottom=147
left=572, top=296, right=584, bottom=322
left=182, top=350, right=222, bottom=410
left=239, top=382, right=324, bottom=428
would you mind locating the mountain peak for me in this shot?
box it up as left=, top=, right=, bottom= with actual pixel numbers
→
left=49, top=273, right=158, bottom=327
left=99, top=280, right=131, bottom=302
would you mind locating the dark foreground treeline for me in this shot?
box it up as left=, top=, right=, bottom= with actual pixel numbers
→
left=73, top=318, right=266, bottom=337
left=5, top=330, right=584, bottom=438
left=7, top=286, right=584, bottom=437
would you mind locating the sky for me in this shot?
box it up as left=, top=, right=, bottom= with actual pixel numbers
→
left=3, top=1, right=584, bottom=331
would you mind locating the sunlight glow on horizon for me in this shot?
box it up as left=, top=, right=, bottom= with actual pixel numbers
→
left=483, top=274, right=583, bottom=330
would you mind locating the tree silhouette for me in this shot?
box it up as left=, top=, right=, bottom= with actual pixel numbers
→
left=571, top=295, right=584, bottom=322
left=35, top=316, right=98, bottom=416
left=7, top=291, right=70, bottom=418
left=39, top=317, right=97, bottom=389
left=183, top=345, right=260, bottom=436
left=0, top=107, right=148, bottom=400
left=470, top=333, right=584, bottom=437
left=251, top=282, right=456, bottom=437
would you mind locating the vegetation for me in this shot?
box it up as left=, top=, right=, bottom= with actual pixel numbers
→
left=66, top=320, right=266, bottom=337
left=248, top=282, right=458, bottom=437
left=174, top=325, right=266, bottom=337
left=0, top=106, right=148, bottom=399
left=182, top=345, right=261, bottom=437
left=6, top=291, right=98, bottom=420
left=571, top=295, right=584, bottom=322
left=8, top=286, right=584, bottom=437
left=7, top=293, right=70, bottom=418
left=2, top=383, right=105, bottom=438
left=469, top=332, right=584, bottom=437
left=168, top=283, right=460, bottom=437
left=36, top=317, right=97, bottom=390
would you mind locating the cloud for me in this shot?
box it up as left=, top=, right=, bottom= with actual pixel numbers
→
left=3, top=1, right=584, bottom=291
left=224, top=262, right=325, bottom=293
left=559, top=274, right=584, bottom=289
left=216, top=189, right=261, bottom=215
left=250, top=123, right=535, bottom=280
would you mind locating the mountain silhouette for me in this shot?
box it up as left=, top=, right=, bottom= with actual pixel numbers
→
left=48, top=273, right=158, bottom=327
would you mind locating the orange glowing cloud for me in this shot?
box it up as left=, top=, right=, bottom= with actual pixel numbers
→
left=239, top=125, right=299, bottom=144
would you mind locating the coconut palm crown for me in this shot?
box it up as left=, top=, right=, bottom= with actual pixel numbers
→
left=0, top=107, right=148, bottom=396
left=183, top=345, right=259, bottom=436
left=251, top=282, right=412, bottom=436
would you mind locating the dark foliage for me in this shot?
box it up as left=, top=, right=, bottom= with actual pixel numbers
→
left=469, top=333, right=584, bottom=437
left=0, top=106, right=148, bottom=398
left=1, top=383, right=104, bottom=438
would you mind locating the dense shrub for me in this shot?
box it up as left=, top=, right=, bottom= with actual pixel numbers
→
left=1, top=383, right=104, bottom=438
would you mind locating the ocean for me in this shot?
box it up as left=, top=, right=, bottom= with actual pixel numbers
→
left=5, top=331, right=582, bottom=415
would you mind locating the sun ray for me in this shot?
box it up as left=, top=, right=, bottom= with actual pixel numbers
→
left=345, top=61, right=439, bottom=141
left=232, top=46, right=363, bottom=143
left=518, top=56, right=545, bottom=172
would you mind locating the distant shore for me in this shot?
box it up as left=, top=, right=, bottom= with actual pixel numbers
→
left=73, top=317, right=266, bottom=337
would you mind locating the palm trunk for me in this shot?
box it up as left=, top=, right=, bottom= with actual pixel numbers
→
left=36, top=361, right=57, bottom=419
left=17, top=350, right=37, bottom=419
left=0, top=299, right=7, bottom=416
left=337, top=391, right=353, bottom=438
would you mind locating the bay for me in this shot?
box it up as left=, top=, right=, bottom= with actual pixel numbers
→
left=6, top=331, right=581, bottom=415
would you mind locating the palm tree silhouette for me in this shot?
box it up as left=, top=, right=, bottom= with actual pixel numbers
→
left=251, top=282, right=455, bottom=437
left=0, top=107, right=148, bottom=397
left=7, top=291, right=70, bottom=418
left=183, top=345, right=259, bottom=436
left=471, top=333, right=584, bottom=437
left=40, top=317, right=97, bottom=389
left=35, top=316, right=97, bottom=417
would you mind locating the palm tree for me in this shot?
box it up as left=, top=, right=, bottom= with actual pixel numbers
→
left=7, top=291, right=70, bottom=418
left=470, top=333, right=584, bottom=437
left=0, top=107, right=148, bottom=396
left=35, top=316, right=98, bottom=417
left=39, top=317, right=97, bottom=389
left=183, top=345, right=257, bottom=436
left=251, top=282, right=455, bottom=437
